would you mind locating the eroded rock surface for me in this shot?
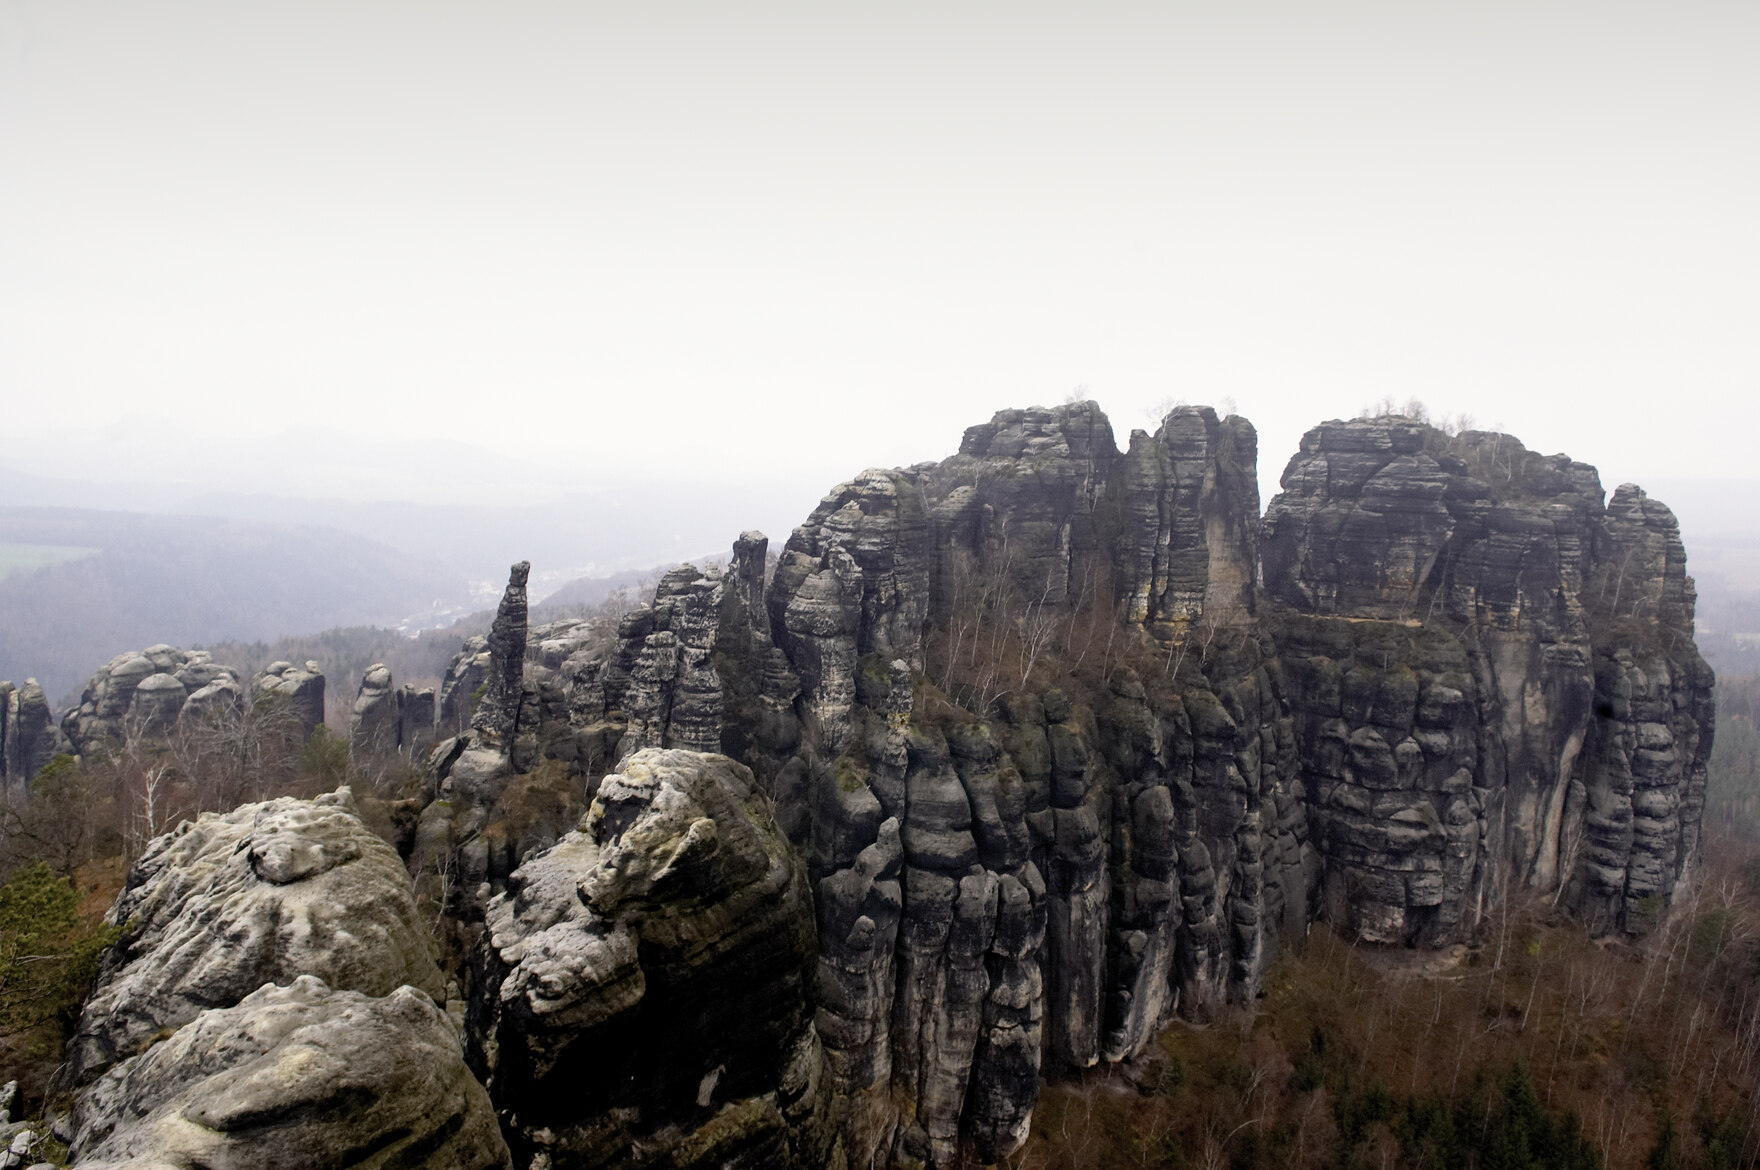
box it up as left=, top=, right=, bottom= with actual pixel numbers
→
left=58, top=646, right=244, bottom=759
left=70, top=977, right=510, bottom=1170
left=467, top=748, right=833, bottom=1169
left=396, top=402, right=1712, bottom=1168
left=0, top=679, right=72, bottom=790
left=1262, top=420, right=1713, bottom=941
left=250, top=660, right=327, bottom=740
left=66, top=788, right=444, bottom=1086
left=348, top=663, right=400, bottom=755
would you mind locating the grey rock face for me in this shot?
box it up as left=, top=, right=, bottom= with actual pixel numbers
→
left=66, top=788, right=444, bottom=1086
left=1118, top=407, right=1260, bottom=627
left=617, top=565, right=727, bottom=759
left=250, top=660, right=326, bottom=740
left=466, top=749, right=834, bottom=1169
left=769, top=469, right=933, bottom=758
left=58, top=647, right=247, bottom=760
left=400, top=684, right=437, bottom=757
left=69, top=977, right=511, bottom=1170
left=428, top=565, right=540, bottom=814
left=473, top=562, right=530, bottom=747
left=347, top=664, right=399, bottom=755
left=438, top=634, right=491, bottom=732
left=1, top=680, right=72, bottom=790
left=406, top=402, right=1710, bottom=1168
left=1261, top=420, right=1713, bottom=937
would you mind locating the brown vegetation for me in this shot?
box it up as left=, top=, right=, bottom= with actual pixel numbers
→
left=1009, top=671, right=1760, bottom=1170
left=0, top=700, right=439, bottom=1122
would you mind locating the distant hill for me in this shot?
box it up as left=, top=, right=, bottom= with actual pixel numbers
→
left=0, top=507, right=466, bottom=707
left=0, top=459, right=828, bottom=602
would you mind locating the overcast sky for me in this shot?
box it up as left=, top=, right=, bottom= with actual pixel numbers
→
left=3, top=1, right=1756, bottom=515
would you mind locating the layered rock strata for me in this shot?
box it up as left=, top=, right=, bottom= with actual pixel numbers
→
left=1261, top=419, right=1712, bottom=941
left=401, top=402, right=1709, bottom=1168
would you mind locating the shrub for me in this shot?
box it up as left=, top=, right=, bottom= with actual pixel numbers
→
left=0, top=862, right=121, bottom=1037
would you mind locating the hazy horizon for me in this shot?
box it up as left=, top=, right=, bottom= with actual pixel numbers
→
left=4, top=1, right=1756, bottom=529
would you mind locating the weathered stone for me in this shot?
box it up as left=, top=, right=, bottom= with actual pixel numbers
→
left=2, top=680, right=71, bottom=788
left=438, top=634, right=491, bottom=732
left=66, top=788, right=444, bottom=1086
left=69, top=977, right=510, bottom=1170
left=1264, top=419, right=1710, bottom=940
left=466, top=749, right=834, bottom=1169
left=395, top=402, right=1714, bottom=1167
left=473, top=562, right=530, bottom=747
left=251, top=660, right=325, bottom=740
left=347, top=664, right=399, bottom=756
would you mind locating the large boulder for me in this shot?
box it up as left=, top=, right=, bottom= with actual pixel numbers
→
left=466, top=748, right=834, bottom=1169
left=65, top=788, right=444, bottom=1086
left=69, top=976, right=510, bottom=1170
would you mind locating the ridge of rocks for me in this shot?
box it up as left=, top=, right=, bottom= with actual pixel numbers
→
left=44, top=402, right=1713, bottom=1170
left=398, top=403, right=1709, bottom=1167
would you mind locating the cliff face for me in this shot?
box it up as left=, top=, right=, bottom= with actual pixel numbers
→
left=406, top=404, right=1711, bottom=1169
left=1261, top=420, right=1712, bottom=942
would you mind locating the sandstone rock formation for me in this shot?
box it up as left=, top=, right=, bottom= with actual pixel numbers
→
left=0, top=679, right=73, bottom=790
left=438, top=634, right=490, bottom=733
left=466, top=748, right=834, bottom=1169
left=399, top=401, right=1710, bottom=1168
left=346, top=664, right=435, bottom=758
left=60, top=646, right=246, bottom=758
left=69, top=977, right=510, bottom=1170
left=1261, top=419, right=1713, bottom=942
left=474, top=561, right=530, bottom=750
left=250, top=660, right=326, bottom=741
left=348, top=663, right=401, bottom=755
left=427, top=563, right=533, bottom=811
left=66, top=788, right=445, bottom=1086
left=61, top=787, right=509, bottom=1169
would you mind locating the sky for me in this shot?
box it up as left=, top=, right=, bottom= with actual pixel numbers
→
left=2, top=1, right=1757, bottom=521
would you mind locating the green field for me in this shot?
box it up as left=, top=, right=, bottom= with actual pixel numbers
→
left=0, top=542, right=101, bottom=580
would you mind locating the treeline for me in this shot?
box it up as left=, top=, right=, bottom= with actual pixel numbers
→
left=198, top=621, right=485, bottom=724
left=1016, top=859, right=1760, bottom=1170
